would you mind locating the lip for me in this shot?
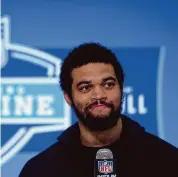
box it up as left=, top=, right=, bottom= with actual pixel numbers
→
left=91, top=105, right=109, bottom=109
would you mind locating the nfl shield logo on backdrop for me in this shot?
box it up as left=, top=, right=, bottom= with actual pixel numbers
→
left=0, top=15, right=71, bottom=165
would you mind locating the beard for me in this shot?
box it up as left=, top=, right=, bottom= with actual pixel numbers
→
left=71, top=99, right=122, bottom=131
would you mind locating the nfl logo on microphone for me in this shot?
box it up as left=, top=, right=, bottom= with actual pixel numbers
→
left=98, top=160, right=113, bottom=174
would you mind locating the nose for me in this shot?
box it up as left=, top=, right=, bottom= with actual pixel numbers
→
left=91, top=86, right=107, bottom=100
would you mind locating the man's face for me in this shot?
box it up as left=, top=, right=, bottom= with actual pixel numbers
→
left=67, top=63, right=122, bottom=131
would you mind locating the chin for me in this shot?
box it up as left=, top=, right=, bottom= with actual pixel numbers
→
left=93, top=112, right=111, bottom=117
left=91, top=114, right=110, bottom=119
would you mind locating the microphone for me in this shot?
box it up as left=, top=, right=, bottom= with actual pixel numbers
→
left=94, top=148, right=117, bottom=177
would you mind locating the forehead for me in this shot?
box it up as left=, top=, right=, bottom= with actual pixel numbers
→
left=71, top=63, right=116, bottom=83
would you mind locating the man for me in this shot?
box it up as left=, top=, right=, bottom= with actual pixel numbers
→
left=19, top=43, right=178, bottom=177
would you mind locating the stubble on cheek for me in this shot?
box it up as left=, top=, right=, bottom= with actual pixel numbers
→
left=75, top=102, right=87, bottom=114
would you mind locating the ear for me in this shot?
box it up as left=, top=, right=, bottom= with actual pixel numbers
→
left=64, top=92, right=72, bottom=106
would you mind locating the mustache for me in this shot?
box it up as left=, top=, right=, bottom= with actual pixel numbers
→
left=85, top=100, right=114, bottom=111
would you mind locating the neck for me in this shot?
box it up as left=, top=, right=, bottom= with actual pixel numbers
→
left=78, top=118, right=122, bottom=147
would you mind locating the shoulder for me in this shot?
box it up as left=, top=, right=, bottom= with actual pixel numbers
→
left=19, top=141, right=66, bottom=177
left=122, top=115, right=178, bottom=175
left=19, top=124, right=80, bottom=177
left=138, top=131, right=178, bottom=173
left=141, top=132, right=178, bottom=175
left=122, top=115, right=178, bottom=156
left=142, top=131, right=178, bottom=154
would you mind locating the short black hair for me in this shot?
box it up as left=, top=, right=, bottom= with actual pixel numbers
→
left=59, top=42, right=124, bottom=98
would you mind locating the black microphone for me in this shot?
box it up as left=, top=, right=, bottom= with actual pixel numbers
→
left=94, top=148, right=117, bottom=177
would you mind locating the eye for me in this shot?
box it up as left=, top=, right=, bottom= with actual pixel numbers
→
left=104, top=82, right=115, bottom=89
left=79, top=85, right=91, bottom=92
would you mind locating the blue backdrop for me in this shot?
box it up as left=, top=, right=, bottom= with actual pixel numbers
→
left=1, top=1, right=178, bottom=177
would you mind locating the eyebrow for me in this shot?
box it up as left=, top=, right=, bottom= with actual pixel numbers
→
left=102, top=76, right=116, bottom=83
left=76, top=76, right=116, bottom=88
left=76, top=81, right=92, bottom=88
